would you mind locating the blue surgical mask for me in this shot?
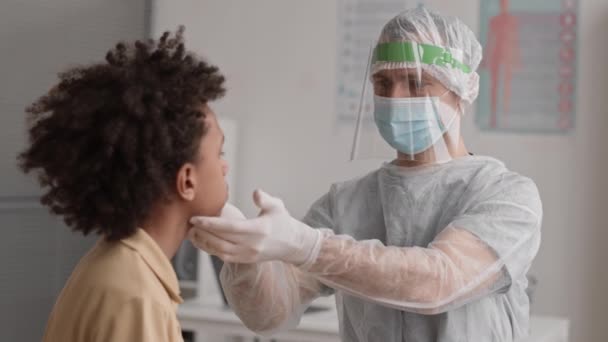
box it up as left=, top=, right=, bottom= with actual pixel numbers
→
left=373, top=95, right=456, bottom=155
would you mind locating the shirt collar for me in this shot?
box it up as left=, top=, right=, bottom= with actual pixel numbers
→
left=120, top=228, right=184, bottom=304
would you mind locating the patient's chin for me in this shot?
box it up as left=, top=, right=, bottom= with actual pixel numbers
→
left=207, top=201, right=226, bottom=217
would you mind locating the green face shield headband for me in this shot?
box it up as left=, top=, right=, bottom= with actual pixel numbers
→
left=373, top=42, right=472, bottom=74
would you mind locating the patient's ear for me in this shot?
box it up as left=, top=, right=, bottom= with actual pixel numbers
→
left=176, top=163, right=196, bottom=201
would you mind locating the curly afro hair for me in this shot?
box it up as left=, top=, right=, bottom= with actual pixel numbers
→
left=18, top=27, right=226, bottom=241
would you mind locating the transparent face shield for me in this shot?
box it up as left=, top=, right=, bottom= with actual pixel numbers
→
left=350, top=41, right=469, bottom=164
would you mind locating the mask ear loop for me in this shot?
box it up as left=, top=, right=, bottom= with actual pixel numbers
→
left=426, top=89, right=461, bottom=164
left=430, top=89, right=454, bottom=131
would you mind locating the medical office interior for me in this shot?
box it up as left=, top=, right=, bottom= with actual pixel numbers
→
left=1, top=0, right=606, bottom=341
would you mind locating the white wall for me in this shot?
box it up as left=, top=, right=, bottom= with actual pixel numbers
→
left=0, top=0, right=150, bottom=197
left=152, top=1, right=608, bottom=341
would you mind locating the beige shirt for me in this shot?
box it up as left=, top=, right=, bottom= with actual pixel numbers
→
left=43, top=229, right=184, bottom=342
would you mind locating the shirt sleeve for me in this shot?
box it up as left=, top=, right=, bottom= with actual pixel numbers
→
left=92, top=297, right=182, bottom=342
left=450, top=173, right=543, bottom=291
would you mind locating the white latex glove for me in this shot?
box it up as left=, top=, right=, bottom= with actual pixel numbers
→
left=189, top=190, right=322, bottom=266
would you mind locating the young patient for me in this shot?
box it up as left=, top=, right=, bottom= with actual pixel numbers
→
left=18, top=27, right=229, bottom=342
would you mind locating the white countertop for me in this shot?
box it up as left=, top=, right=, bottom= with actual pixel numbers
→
left=178, top=299, right=569, bottom=342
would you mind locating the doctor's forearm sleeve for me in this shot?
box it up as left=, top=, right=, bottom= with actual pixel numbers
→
left=220, top=261, right=324, bottom=334
left=303, top=226, right=512, bottom=314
